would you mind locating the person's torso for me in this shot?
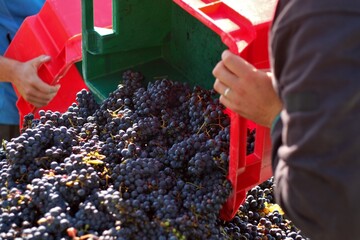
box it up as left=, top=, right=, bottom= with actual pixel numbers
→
left=270, top=0, right=360, bottom=83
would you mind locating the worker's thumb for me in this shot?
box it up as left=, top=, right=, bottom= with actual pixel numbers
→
left=50, top=84, right=61, bottom=94
left=31, top=55, right=51, bottom=69
left=36, top=79, right=61, bottom=95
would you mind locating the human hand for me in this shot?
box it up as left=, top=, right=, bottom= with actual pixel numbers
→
left=213, top=50, right=282, bottom=128
left=10, top=55, right=60, bottom=108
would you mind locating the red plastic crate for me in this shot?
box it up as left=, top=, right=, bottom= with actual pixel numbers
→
left=174, top=0, right=276, bottom=221
left=4, top=0, right=112, bottom=127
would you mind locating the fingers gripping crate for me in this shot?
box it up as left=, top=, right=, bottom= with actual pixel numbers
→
left=4, top=0, right=112, bottom=127
left=82, top=0, right=276, bottom=221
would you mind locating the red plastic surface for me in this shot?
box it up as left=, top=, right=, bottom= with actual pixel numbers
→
left=174, top=0, right=275, bottom=221
left=4, top=0, right=112, bottom=127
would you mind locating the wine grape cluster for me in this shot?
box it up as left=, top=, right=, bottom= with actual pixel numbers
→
left=219, top=177, right=309, bottom=240
left=0, top=70, right=308, bottom=240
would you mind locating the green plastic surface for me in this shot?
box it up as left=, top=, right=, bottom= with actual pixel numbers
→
left=82, top=0, right=227, bottom=101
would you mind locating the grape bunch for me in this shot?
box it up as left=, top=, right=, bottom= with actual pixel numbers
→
left=0, top=70, right=308, bottom=240
left=219, top=177, right=309, bottom=240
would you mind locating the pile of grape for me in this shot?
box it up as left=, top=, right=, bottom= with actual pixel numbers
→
left=220, top=178, right=309, bottom=240
left=0, top=70, right=308, bottom=240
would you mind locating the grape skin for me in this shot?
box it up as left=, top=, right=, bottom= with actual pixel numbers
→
left=0, top=70, right=308, bottom=240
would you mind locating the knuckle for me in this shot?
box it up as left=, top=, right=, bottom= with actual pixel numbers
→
left=24, top=89, right=31, bottom=97
left=221, top=50, right=231, bottom=63
left=39, top=102, right=47, bottom=108
left=32, top=102, right=41, bottom=108
left=219, top=96, right=227, bottom=106
left=213, top=80, right=220, bottom=91
left=212, top=62, right=225, bottom=77
left=212, top=64, right=220, bottom=77
left=212, top=68, right=217, bottom=77
left=27, top=79, right=36, bottom=86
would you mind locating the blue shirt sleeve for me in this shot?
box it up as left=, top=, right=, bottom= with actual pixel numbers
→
left=0, top=0, right=45, bottom=125
left=0, top=0, right=45, bottom=54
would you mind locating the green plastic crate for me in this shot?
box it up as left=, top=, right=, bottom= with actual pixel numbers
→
left=81, top=0, right=227, bottom=101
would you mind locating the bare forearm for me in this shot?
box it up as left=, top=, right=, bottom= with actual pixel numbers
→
left=0, top=55, right=19, bottom=83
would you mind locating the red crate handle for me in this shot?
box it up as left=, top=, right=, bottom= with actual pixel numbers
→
left=173, top=0, right=256, bottom=54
